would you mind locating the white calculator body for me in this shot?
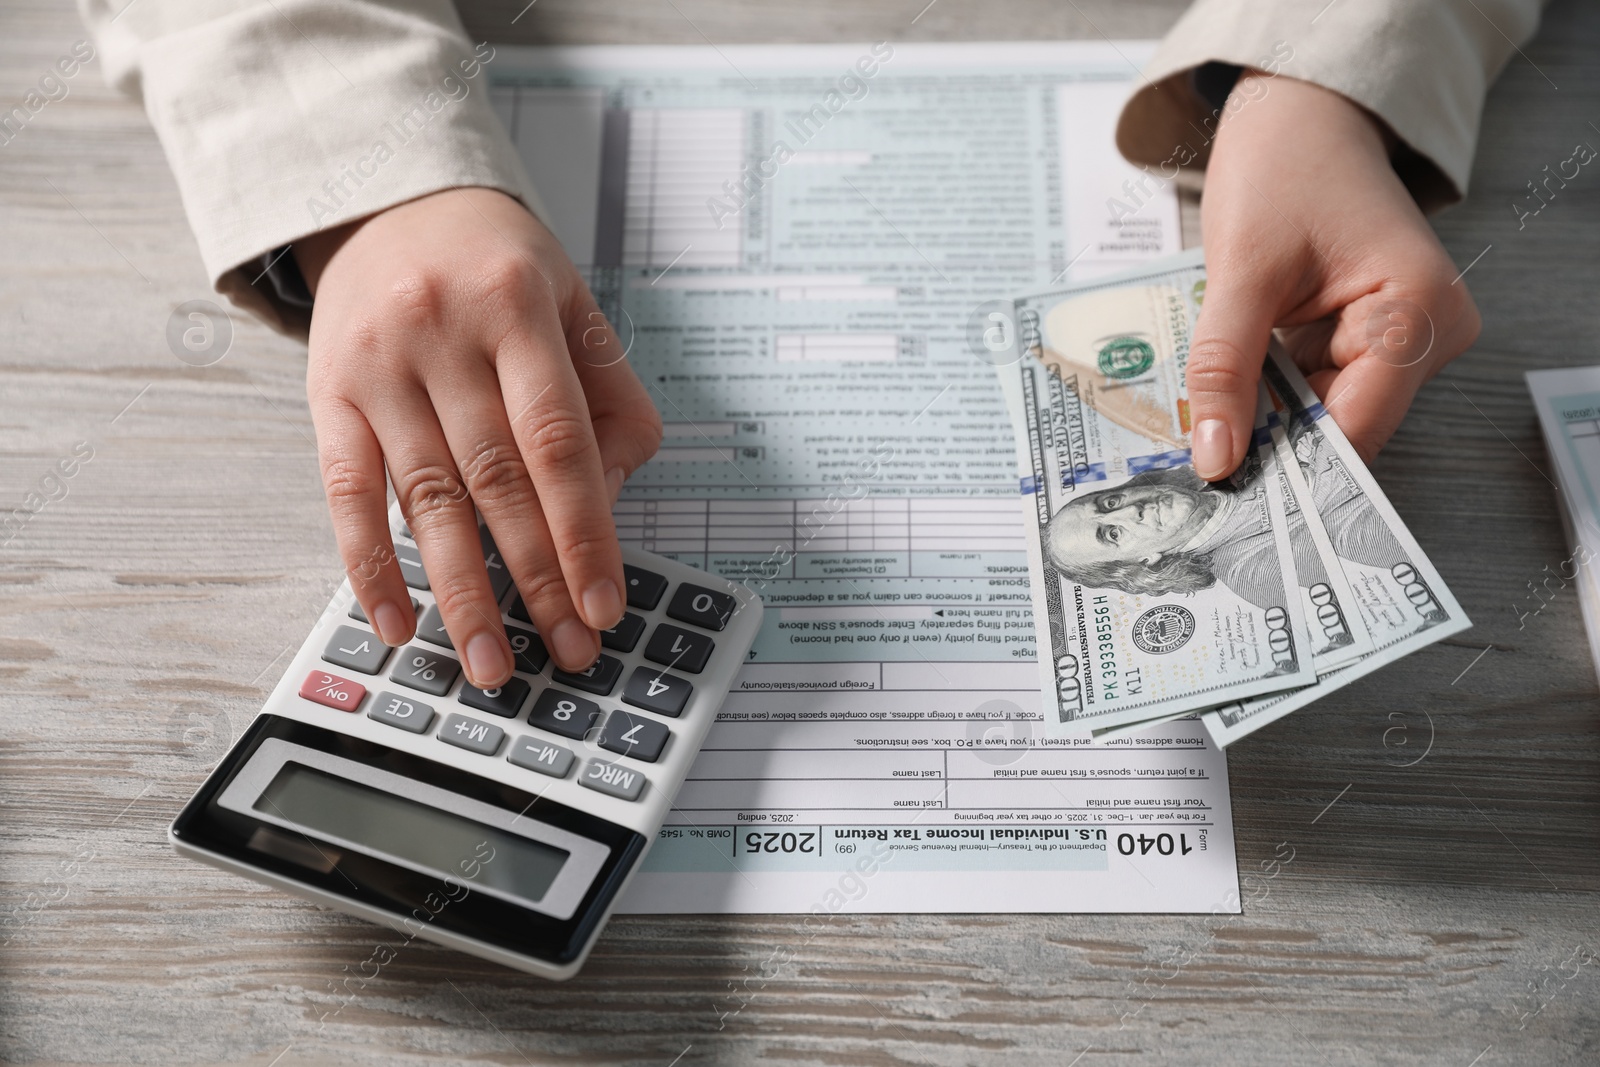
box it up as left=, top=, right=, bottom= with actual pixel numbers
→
left=171, top=513, right=762, bottom=980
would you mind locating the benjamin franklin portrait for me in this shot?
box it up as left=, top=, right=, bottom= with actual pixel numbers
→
left=1044, top=465, right=1284, bottom=611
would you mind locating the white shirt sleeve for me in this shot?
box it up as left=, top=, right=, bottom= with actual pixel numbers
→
left=76, top=0, right=545, bottom=335
left=1114, top=0, right=1549, bottom=213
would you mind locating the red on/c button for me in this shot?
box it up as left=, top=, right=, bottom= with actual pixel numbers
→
left=299, top=671, right=366, bottom=712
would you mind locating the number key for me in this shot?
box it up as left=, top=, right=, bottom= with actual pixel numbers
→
left=459, top=676, right=531, bottom=718
left=528, top=688, right=602, bottom=741
left=505, top=623, right=549, bottom=673
left=666, top=583, right=738, bottom=631
left=600, top=612, right=646, bottom=653
left=596, top=710, right=670, bottom=763
left=643, top=623, right=713, bottom=673
left=551, top=654, right=623, bottom=696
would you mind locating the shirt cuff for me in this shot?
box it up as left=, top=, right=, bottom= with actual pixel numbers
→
left=1114, top=0, right=1543, bottom=214
left=130, top=1, right=545, bottom=336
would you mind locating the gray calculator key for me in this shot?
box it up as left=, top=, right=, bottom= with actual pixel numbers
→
left=438, top=713, right=505, bottom=756
left=459, top=676, right=531, bottom=718
left=395, top=542, right=430, bottom=590
left=416, top=604, right=454, bottom=649
left=367, top=691, right=435, bottom=734
left=597, top=710, right=670, bottom=763
left=507, top=736, right=575, bottom=778
left=349, top=596, right=418, bottom=624
left=390, top=644, right=461, bottom=696
left=621, top=666, right=693, bottom=718
left=505, top=623, right=548, bottom=674
left=528, top=688, right=603, bottom=741
left=579, top=758, right=647, bottom=801
left=479, top=527, right=515, bottom=603
left=644, top=623, right=713, bottom=673
left=322, top=625, right=392, bottom=675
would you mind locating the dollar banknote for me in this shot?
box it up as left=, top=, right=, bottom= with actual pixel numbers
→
left=1199, top=349, right=1472, bottom=746
left=997, top=255, right=1316, bottom=733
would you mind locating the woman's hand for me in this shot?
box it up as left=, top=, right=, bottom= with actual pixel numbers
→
left=295, top=187, right=662, bottom=687
left=1188, top=72, right=1481, bottom=480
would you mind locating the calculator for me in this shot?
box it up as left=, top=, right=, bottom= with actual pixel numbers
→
left=170, top=509, right=763, bottom=980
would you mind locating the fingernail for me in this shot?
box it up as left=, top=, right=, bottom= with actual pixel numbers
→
left=1192, top=419, right=1232, bottom=480
left=373, top=600, right=410, bottom=646
left=465, top=632, right=511, bottom=688
left=605, top=466, right=625, bottom=506
left=582, top=579, right=624, bottom=629
left=550, top=618, right=598, bottom=670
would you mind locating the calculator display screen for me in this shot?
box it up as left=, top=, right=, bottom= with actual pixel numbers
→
left=256, top=762, right=570, bottom=902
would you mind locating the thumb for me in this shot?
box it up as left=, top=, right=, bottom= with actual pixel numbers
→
left=1186, top=272, right=1278, bottom=480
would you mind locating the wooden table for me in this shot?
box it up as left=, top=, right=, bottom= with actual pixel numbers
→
left=2, top=1, right=1595, bottom=1063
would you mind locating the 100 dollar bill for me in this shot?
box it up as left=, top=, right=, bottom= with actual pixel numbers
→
left=1200, top=349, right=1472, bottom=746
left=997, top=255, right=1315, bottom=733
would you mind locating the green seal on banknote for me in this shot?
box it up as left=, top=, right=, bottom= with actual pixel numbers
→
left=1097, top=336, right=1155, bottom=380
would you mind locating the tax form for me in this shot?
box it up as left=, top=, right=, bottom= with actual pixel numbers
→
left=490, top=41, right=1241, bottom=913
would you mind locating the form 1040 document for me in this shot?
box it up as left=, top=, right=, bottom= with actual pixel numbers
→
left=488, top=41, right=1241, bottom=914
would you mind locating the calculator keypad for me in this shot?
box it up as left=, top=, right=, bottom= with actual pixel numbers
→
left=302, top=522, right=753, bottom=804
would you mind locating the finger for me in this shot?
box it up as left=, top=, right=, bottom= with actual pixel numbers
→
left=1277, top=317, right=1338, bottom=378
left=309, top=395, right=415, bottom=647
left=498, top=311, right=626, bottom=637
left=1314, top=287, right=1465, bottom=462
left=369, top=392, right=514, bottom=690
left=1316, top=357, right=1422, bottom=463
left=1187, top=263, right=1281, bottom=480
left=430, top=362, right=600, bottom=674
left=567, top=300, right=664, bottom=500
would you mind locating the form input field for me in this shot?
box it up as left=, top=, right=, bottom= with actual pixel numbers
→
left=631, top=272, right=869, bottom=290
left=777, top=284, right=897, bottom=302
left=775, top=333, right=898, bottom=363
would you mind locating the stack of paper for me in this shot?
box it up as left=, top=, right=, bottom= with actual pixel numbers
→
left=1527, top=367, right=1600, bottom=683
left=995, top=250, right=1472, bottom=746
